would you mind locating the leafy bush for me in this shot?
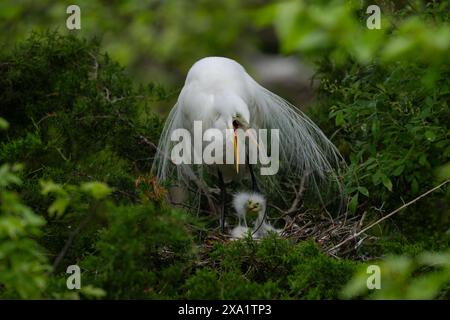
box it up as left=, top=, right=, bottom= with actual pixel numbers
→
left=186, top=238, right=358, bottom=299
left=81, top=204, right=198, bottom=299
left=1, top=4, right=449, bottom=298
left=0, top=30, right=166, bottom=273
left=0, top=0, right=266, bottom=84
left=258, top=0, right=450, bottom=251
left=342, top=251, right=450, bottom=299
left=0, top=161, right=50, bottom=299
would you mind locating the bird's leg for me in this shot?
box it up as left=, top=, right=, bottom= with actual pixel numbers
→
left=217, top=169, right=227, bottom=233
left=238, top=216, right=248, bottom=228
left=248, top=162, right=261, bottom=193
left=247, top=155, right=266, bottom=237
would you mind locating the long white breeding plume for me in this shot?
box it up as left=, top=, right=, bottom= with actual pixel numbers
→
left=152, top=57, right=344, bottom=203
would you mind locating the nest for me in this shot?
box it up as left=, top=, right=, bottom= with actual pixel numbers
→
left=166, top=173, right=450, bottom=260
left=279, top=209, right=376, bottom=259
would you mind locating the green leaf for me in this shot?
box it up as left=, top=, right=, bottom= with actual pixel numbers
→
left=381, top=175, right=393, bottom=192
left=40, top=180, right=66, bottom=196
left=418, top=252, right=450, bottom=267
left=371, top=119, right=380, bottom=138
left=392, top=165, right=405, bottom=176
left=335, top=110, right=345, bottom=126
left=0, top=117, right=9, bottom=130
left=357, top=186, right=369, bottom=197
left=0, top=164, right=22, bottom=187
left=349, top=193, right=359, bottom=213
left=80, top=285, right=106, bottom=299
left=424, top=130, right=436, bottom=142
left=411, top=178, right=419, bottom=193
left=81, top=182, right=112, bottom=200
left=418, top=154, right=428, bottom=166
left=48, top=197, right=70, bottom=217
left=436, top=163, right=450, bottom=182
left=382, top=37, right=415, bottom=61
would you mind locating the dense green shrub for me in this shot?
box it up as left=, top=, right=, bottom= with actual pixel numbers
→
left=1, top=6, right=448, bottom=298
left=0, top=161, right=50, bottom=299
left=0, top=31, right=163, bottom=185
left=81, top=204, right=198, bottom=299
left=186, top=238, right=358, bottom=299
left=314, top=60, right=450, bottom=250
left=0, top=31, right=165, bottom=274
left=259, top=0, right=450, bottom=253
left=342, top=251, right=450, bottom=299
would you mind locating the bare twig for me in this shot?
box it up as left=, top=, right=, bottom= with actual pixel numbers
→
left=285, top=174, right=307, bottom=215
left=88, top=52, right=99, bottom=80
left=328, top=179, right=450, bottom=253
left=52, top=214, right=92, bottom=272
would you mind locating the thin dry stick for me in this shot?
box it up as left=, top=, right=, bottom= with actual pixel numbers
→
left=286, top=175, right=307, bottom=215
left=52, top=214, right=92, bottom=272
left=328, top=179, right=450, bottom=253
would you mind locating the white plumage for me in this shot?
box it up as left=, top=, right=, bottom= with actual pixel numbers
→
left=230, top=191, right=281, bottom=240
left=230, top=225, right=250, bottom=240
left=152, top=56, right=343, bottom=205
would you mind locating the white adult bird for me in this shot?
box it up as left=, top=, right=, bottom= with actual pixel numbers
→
left=152, top=57, right=343, bottom=231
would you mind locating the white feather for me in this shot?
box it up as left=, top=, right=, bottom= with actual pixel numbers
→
left=231, top=192, right=281, bottom=239
left=230, top=225, right=250, bottom=240
left=232, top=191, right=266, bottom=218
left=152, top=56, right=344, bottom=202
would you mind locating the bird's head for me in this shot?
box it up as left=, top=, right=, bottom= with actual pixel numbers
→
left=233, top=192, right=266, bottom=220
left=214, top=92, right=250, bottom=129
left=231, top=110, right=250, bottom=132
left=215, top=94, right=251, bottom=173
left=245, top=198, right=263, bottom=217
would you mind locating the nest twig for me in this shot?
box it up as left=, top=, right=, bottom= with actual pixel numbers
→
left=281, top=179, right=450, bottom=258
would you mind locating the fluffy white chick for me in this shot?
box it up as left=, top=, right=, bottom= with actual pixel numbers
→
left=231, top=192, right=281, bottom=239
left=230, top=225, right=250, bottom=240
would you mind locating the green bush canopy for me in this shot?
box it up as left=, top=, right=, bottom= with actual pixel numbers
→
left=0, top=0, right=449, bottom=300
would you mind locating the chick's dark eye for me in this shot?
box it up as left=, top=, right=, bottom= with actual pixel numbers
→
left=232, top=120, right=239, bottom=128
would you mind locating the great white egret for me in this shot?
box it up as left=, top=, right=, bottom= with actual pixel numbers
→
left=231, top=192, right=281, bottom=239
left=152, top=57, right=343, bottom=231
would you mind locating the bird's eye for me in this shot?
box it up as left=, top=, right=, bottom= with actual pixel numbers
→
left=232, top=120, right=239, bottom=129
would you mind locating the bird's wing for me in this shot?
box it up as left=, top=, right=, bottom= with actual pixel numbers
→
left=152, top=102, right=197, bottom=187
left=152, top=83, right=214, bottom=189
left=152, top=102, right=179, bottom=181
left=250, top=81, right=345, bottom=204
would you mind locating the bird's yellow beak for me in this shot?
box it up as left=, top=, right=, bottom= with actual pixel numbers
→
left=231, top=120, right=254, bottom=174
left=233, top=129, right=239, bottom=173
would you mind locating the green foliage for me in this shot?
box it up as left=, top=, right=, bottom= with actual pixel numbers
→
left=259, top=0, right=450, bottom=65
left=0, top=118, right=9, bottom=130
left=324, top=62, right=449, bottom=208
left=0, top=31, right=166, bottom=271
left=342, top=251, right=450, bottom=299
left=0, top=1, right=449, bottom=299
left=40, top=180, right=112, bottom=217
left=0, top=31, right=163, bottom=177
left=0, top=163, right=50, bottom=299
left=255, top=0, right=450, bottom=298
left=186, top=238, right=358, bottom=299
left=0, top=32, right=167, bottom=298
left=259, top=0, right=450, bottom=252
left=81, top=204, right=198, bottom=299
left=0, top=0, right=264, bottom=84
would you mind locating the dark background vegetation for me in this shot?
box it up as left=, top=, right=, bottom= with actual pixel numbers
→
left=0, top=0, right=449, bottom=299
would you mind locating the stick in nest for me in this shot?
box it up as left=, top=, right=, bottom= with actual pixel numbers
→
left=327, top=179, right=450, bottom=254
